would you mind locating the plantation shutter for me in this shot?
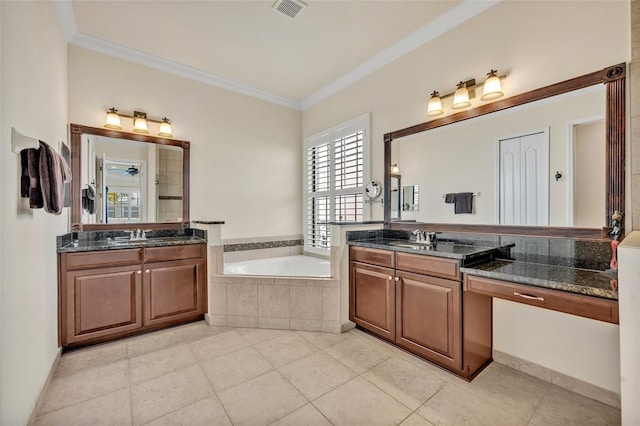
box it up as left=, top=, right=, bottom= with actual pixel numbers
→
left=304, top=114, right=370, bottom=252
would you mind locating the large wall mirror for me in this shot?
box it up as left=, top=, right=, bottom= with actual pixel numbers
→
left=70, top=124, right=190, bottom=231
left=383, top=64, right=625, bottom=239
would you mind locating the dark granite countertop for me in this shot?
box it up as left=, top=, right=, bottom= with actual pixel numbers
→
left=58, top=236, right=206, bottom=253
left=348, top=238, right=513, bottom=263
left=461, top=260, right=618, bottom=300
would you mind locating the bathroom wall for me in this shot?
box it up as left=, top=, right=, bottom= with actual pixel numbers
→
left=0, top=2, right=68, bottom=424
left=68, top=46, right=302, bottom=239
left=302, top=1, right=629, bottom=394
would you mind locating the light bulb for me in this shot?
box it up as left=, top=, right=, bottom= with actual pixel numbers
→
left=104, top=108, right=122, bottom=130
left=452, top=81, right=471, bottom=109
left=158, top=118, right=173, bottom=137
left=427, top=91, right=444, bottom=116
left=481, top=70, right=503, bottom=101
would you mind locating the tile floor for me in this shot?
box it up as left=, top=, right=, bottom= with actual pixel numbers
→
left=34, top=321, right=621, bottom=426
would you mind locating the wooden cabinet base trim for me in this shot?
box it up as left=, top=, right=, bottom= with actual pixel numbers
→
left=63, top=315, right=204, bottom=349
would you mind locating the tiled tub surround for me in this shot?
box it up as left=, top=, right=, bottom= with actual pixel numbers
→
left=201, top=230, right=341, bottom=333
left=222, top=236, right=304, bottom=263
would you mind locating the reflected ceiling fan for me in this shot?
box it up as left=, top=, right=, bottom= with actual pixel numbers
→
left=125, top=166, right=140, bottom=176
left=106, top=161, right=141, bottom=177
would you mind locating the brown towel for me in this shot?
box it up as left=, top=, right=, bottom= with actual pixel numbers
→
left=82, top=185, right=96, bottom=214
left=20, top=149, right=30, bottom=197
left=38, top=141, right=71, bottom=215
left=454, top=192, right=474, bottom=214
left=20, top=148, right=44, bottom=208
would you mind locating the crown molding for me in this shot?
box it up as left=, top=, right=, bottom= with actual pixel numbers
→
left=54, top=0, right=499, bottom=111
left=300, top=0, right=501, bottom=109
left=69, top=32, right=302, bottom=110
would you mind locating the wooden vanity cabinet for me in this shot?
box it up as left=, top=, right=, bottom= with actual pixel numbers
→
left=395, top=269, right=462, bottom=371
left=349, top=247, right=396, bottom=341
left=349, top=246, right=492, bottom=379
left=59, top=244, right=207, bottom=347
left=350, top=261, right=396, bottom=341
left=142, top=245, right=207, bottom=327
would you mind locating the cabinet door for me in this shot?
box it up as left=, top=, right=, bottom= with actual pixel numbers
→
left=143, top=258, right=206, bottom=327
left=350, top=261, right=395, bottom=341
left=395, top=270, right=462, bottom=371
left=64, top=264, right=142, bottom=345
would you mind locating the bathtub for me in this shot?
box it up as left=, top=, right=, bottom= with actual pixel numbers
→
left=224, top=255, right=330, bottom=278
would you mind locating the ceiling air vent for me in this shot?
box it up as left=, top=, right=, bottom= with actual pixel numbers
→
left=272, top=0, right=306, bottom=19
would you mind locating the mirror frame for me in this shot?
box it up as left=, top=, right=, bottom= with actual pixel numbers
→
left=70, top=124, right=191, bottom=231
left=383, top=63, right=626, bottom=239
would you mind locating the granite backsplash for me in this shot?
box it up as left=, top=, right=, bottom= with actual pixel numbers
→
left=57, top=228, right=206, bottom=249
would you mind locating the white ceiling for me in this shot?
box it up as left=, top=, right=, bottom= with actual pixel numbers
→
left=59, top=1, right=498, bottom=109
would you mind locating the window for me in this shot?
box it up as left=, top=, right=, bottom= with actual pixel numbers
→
left=304, top=114, right=370, bottom=251
left=106, top=188, right=141, bottom=223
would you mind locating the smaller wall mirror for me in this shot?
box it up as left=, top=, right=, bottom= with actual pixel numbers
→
left=70, top=124, right=190, bottom=231
left=402, top=185, right=420, bottom=212
left=365, top=181, right=382, bottom=199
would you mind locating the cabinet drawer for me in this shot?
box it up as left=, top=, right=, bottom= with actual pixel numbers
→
left=144, top=244, right=205, bottom=263
left=464, top=274, right=619, bottom=324
left=350, top=246, right=395, bottom=268
left=64, top=249, right=142, bottom=270
left=396, top=252, right=460, bottom=280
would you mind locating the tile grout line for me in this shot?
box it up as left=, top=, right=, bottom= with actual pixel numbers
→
left=193, top=356, right=235, bottom=426
left=524, top=381, right=552, bottom=425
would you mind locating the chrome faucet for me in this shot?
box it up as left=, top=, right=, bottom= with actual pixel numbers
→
left=412, top=229, right=437, bottom=246
left=128, top=229, right=148, bottom=241
left=412, top=229, right=426, bottom=243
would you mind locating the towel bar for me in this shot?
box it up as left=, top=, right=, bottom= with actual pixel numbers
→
left=11, top=127, right=40, bottom=153
left=442, top=192, right=480, bottom=198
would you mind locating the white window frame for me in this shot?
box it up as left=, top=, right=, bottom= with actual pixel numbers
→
left=303, top=114, right=371, bottom=254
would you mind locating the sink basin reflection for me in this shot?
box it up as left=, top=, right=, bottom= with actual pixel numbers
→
left=387, top=241, right=435, bottom=250
left=105, top=236, right=201, bottom=246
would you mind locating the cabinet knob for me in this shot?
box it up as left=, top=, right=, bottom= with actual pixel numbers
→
left=145, top=269, right=150, bottom=273
left=136, top=270, right=142, bottom=275
left=395, top=277, right=400, bottom=282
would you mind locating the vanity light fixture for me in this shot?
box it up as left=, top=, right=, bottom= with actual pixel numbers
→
left=426, top=91, right=444, bottom=116
left=104, top=108, right=122, bottom=130
left=158, top=118, right=173, bottom=138
left=104, top=108, right=174, bottom=137
left=481, top=70, right=504, bottom=101
left=452, top=81, right=471, bottom=109
left=133, top=111, right=149, bottom=134
left=391, top=163, right=400, bottom=173
left=426, top=69, right=507, bottom=117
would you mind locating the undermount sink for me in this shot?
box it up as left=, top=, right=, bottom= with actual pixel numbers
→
left=387, top=241, right=435, bottom=250
left=106, top=237, right=195, bottom=245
